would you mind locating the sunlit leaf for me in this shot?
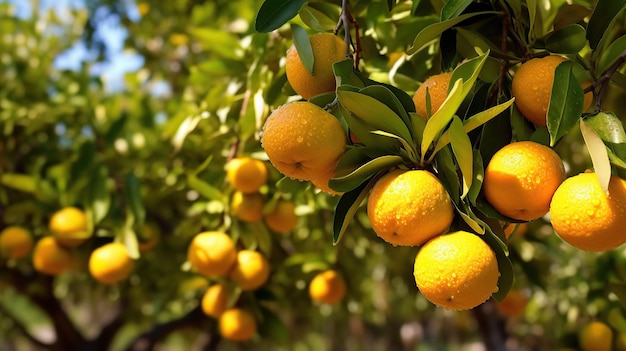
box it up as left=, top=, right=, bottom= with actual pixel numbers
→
left=85, top=165, right=111, bottom=225
left=187, top=174, right=223, bottom=201
left=547, top=61, right=584, bottom=146
left=298, top=4, right=337, bottom=32
left=125, top=174, right=145, bottom=228
left=255, top=0, right=307, bottom=33
left=598, top=34, right=626, bottom=76
left=121, top=217, right=140, bottom=260
left=580, top=119, right=611, bottom=194
left=421, top=78, right=464, bottom=161
left=291, top=24, right=314, bottom=74
left=448, top=116, right=473, bottom=199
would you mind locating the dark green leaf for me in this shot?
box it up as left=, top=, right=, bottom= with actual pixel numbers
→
left=329, top=155, right=403, bottom=192
left=359, top=85, right=412, bottom=133
left=586, top=0, right=626, bottom=49
left=547, top=61, right=584, bottom=146
left=333, top=178, right=375, bottom=245
left=291, top=24, right=314, bottom=75
left=434, top=146, right=461, bottom=204
left=334, top=59, right=367, bottom=89
left=543, top=24, right=586, bottom=54
left=255, top=0, right=307, bottom=33
left=407, top=11, right=499, bottom=55
left=441, top=0, right=473, bottom=20
left=467, top=149, right=484, bottom=205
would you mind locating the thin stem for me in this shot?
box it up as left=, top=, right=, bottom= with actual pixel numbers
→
left=588, top=50, right=626, bottom=111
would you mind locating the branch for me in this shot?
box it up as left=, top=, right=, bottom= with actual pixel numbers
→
left=589, top=50, right=626, bottom=111
left=124, top=305, right=209, bottom=351
left=472, top=300, right=507, bottom=351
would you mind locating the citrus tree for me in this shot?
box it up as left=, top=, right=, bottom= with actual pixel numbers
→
left=2, top=0, right=626, bottom=350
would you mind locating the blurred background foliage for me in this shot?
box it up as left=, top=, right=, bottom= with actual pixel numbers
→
left=1, top=0, right=626, bottom=350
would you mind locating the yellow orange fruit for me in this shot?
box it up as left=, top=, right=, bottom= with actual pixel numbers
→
left=219, top=308, right=257, bottom=342
left=231, top=191, right=264, bottom=222
left=229, top=250, right=270, bottom=291
left=0, top=226, right=34, bottom=259
left=414, top=231, right=499, bottom=310
left=32, top=236, right=74, bottom=275
left=261, top=101, right=346, bottom=181
left=413, top=72, right=453, bottom=119
left=285, top=33, right=346, bottom=99
left=309, top=269, right=347, bottom=304
left=483, top=141, right=565, bottom=221
left=187, top=231, right=237, bottom=277
left=310, top=163, right=343, bottom=196
left=201, top=283, right=229, bottom=318
left=263, top=199, right=299, bottom=234
left=226, top=157, right=268, bottom=194
left=495, top=289, right=528, bottom=317
left=550, top=173, right=626, bottom=252
left=138, top=222, right=159, bottom=252
left=579, top=321, right=612, bottom=351
left=89, top=242, right=135, bottom=285
left=49, top=206, right=90, bottom=247
left=367, top=169, right=454, bottom=246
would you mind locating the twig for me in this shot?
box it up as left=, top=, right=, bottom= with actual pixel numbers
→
left=335, top=0, right=359, bottom=68
left=587, top=50, right=626, bottom=111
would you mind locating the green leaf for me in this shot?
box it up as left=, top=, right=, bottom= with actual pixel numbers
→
left=586, top=0, right=626, bottom=49
left=553, top=4, right=592, bottom=30
left=125, top=174, right=145, bottom=228
left=543, top=24, right=586, bottom=54
left=450, top=50, right=489, bottom=98
left=121, top=217, right=140, bottom=260
left=0, top=173, right=37, bottom=194
left=482, top=225, right=513, bottom=301
left=440, top=0, right=473, bottom=20
left=255, top=0, right=307, bottom=33
left=448, top=116, right=473, bottom=199
left=583, top=111, right=626, bottom=144
left=291, top=24, right=314, bottom=75
left=337, top=90, right=414, bottom=145
left=435, top=147, right=461, bottom=203
left=421, top=78, right=464, bottom=161
left=329, top=155, right=404, bottom=193
left=334, top=60, right=367, bottom=89
left=580, top=119, right=611, bottom=194
left=526, top=0, right=537, bottom=42
left=333, top=178, right=375, bottom=245
left=359, top=85, right=412, bottom=133
left=598, top=34, right=626, bottom=75
left=435, top=97, right=515, bottom=153
left=187, top=174, right=223, bottom=201
left=407, top=11, right=499, bottom=55
left=467, top=149, right=484, bottom=205
left=85, top=165, right=111, bottom=225
left=298, top=4, right=337, bottom=32
left=547, top=61, right=584, bottom=146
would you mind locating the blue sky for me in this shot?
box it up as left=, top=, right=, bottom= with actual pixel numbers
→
left=4, top=0, right=145, bottom=92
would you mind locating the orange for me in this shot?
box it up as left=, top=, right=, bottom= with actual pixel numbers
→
left=512, top=55, right=592, bottom=126
left=32, top=236, right=74, bottom=275
left=0, top=226, right=34, bottom=259
left=367, top=169, right=454, bottom=246
left=226, top=157, right=268, bottom=194
left=285, top=33, right=346, bottom=99
left=231, top=191, right=264, bottom=222
left=89, top=242, right=135, bottom=285
left=263, top=199, right=299, bottom=233
left=310, top=163, right=343, bottom=196
left=261, top=101, right=346, bottom=181
left=501, top=221, right=529, bottom=240
left=218, top=308, right=257, bottom=342
left=483, top=141, right=565, bottom=221
left=550, top=173, right=626, bottom=252
left=495, top=289, right=528, bottom=317
left=187, top=231, right=237, bottom=277
left=414, top=231, right=499, bottom=310
left=309, top=269, right=347, bottom=304
left=49, top=206, right=90, bottom=247
left=229, top=250, right=270, bottom=291
left=579, top=321, right=612, bottom=351
left=201, top=283, right=229, bottom=318
left=413, top=72, right=453, bottom=119
left=138, top=222, right=159, bottom=252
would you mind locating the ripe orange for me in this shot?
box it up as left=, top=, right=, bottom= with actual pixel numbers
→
left=49, top=206, right=90, bottom=247
left=229, top=250, right=270, bottom=291
left=0, top=226, right=34, bottom=259
left=413, top=72, right=453, bottom=119
left=231, top=191, right=264, bottom=222
left=285, top=33, right=346, bottom=99
left=201, top=283, right=229, bottom=318
left=579, top=321, right=612, bottom=351
left=138, top=222, right=159, bottom=252
left=187, top=231, right=237, bottom=277
left=483, top=141, right=565, bottom=221
left=495, top=289, right=528, bottom=317
left=367, top=169, right=454, bottom=246
left=218, top=308, right=257, bottom=342
left=261, top=101, right=346, bottom=181
left=263, top=199, right=299, bottom=234
left=226, top=157, right=268, bottom=194
left=414, top=231, right=499, bottom=310
left=512, top=55, right=592, bottom=126
left=550, top=173, right=626, bottom=252
left=89, top=242, right=135, bottom=285
left=32, top=236, right=74, bottom=275
left=309, top=269, right=347, bottom=304
left=310, top=163, right=343, bottom=196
